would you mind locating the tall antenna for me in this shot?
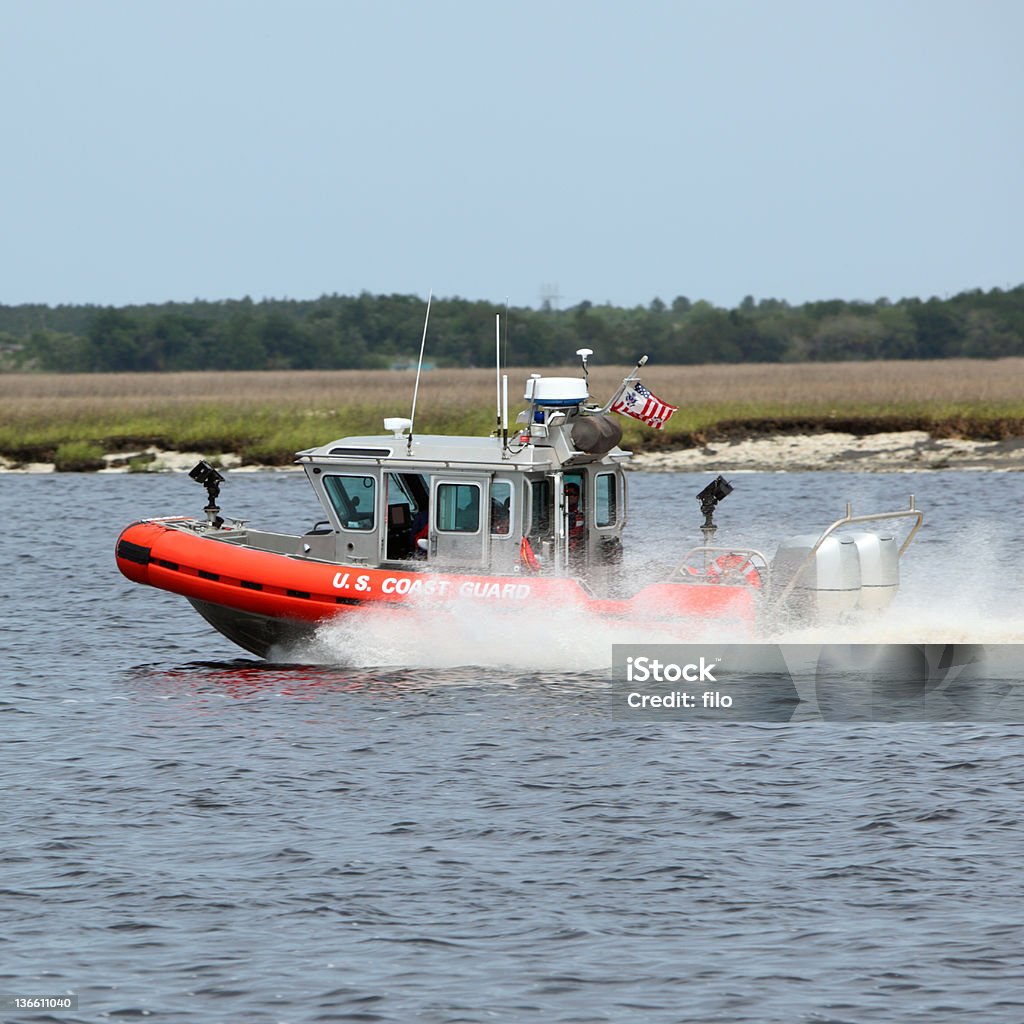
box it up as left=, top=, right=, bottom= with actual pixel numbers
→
left=407, top=290, right=432, bottom=453
left=502, top=373, right=509, bottom=452
left=503, top=296, right=510, bottom=368
left=495, top=313, right=502, bottom=436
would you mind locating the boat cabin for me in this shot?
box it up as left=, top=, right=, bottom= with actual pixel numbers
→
left=295, top=376, right=630, bottom=584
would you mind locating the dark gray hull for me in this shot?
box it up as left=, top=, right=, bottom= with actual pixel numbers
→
left=187, top=598, right=318, bottom=659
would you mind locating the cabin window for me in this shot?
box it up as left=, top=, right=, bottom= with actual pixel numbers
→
left=323, top=474, right=376, bottom=530
left=596, top=472, right=617, bottom=527
left=490, top=480, right=512, bottom=536
left=529, top=478, right=552, bottom=537
left=328, top=446, right=391, bottom=458
left=386, top=473, right=427, bottom=525
left=563, top=473, right=585, bottom=509
left=436, top=483, right=481, bottom=533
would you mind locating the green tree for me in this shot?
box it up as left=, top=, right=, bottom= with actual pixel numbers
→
left=962, top=310, right=1022, bottom=358
left=86, top=309, right=143, bottom=371
left=211, top=314, right=267, bottom=370
left=875, top=307, right=918, bottom=359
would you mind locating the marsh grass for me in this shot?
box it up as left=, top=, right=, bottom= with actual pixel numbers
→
left=52, top=440, right=106, bottom=472
left=2, top=359, right=1022, bottom=464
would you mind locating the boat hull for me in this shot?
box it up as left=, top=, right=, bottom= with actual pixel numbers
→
left=116, top=520, right=758, bottom=659
left=187, top=598, right=317, bottom=659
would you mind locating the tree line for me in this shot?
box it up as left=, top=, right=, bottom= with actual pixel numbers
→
left=1, top=285, right=1022, bottom=372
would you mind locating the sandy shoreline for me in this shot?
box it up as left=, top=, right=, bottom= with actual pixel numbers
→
left=2, top=431, right=1023, bottom=473
left=630, top=430, right=1024, bottom=473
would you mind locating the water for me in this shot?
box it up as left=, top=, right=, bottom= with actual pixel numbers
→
left=3, top=469, right=1024, bottom=1023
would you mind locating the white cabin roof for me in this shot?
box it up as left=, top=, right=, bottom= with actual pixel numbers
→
left=297, top=430, right=629, bottom=471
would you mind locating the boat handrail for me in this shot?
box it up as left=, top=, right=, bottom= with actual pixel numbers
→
left=770, top=496, right=924, bottom=609
left=298, top=454, right=557, bottom=472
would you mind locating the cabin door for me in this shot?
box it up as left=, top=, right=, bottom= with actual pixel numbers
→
left=381, top=471, right=429, bottom=562
left=428, top=473, right=490, bottom=568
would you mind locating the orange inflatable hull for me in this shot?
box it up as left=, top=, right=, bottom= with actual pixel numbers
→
left=116, top=519, right=758, bottom=658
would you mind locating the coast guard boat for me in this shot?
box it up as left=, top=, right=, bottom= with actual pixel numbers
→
left=115, top=352, right=924, bottom=659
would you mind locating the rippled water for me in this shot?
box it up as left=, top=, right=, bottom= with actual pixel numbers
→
left=4, top=469, right=1024, bottom=1022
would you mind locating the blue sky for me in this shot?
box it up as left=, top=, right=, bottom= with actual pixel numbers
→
left=2, top=0, right=1021, bottom=309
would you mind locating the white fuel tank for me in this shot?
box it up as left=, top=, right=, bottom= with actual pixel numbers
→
left=772, top=533, right=862, bottom=614
left=846, top=531, right=899, bottom=610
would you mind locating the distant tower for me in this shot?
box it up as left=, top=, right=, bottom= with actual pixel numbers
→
left=539, top=282, right=561, bottom=311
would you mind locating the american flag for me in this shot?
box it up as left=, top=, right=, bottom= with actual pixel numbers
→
left=610, top=381, right=678, bottom=429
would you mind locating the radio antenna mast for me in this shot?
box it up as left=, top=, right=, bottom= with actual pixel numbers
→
left=494, top=314, right=502, bottom=436
left=503, top=296, right=510, bottom=368
left=407, top=290, right=432, bottom=454
left=601, top=354, right=648, bottom=413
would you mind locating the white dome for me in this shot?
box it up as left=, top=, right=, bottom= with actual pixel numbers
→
left=523, top=376, right=589, bottom=405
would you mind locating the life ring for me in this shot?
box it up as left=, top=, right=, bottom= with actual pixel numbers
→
left=705, top=553, right=762, bottom=589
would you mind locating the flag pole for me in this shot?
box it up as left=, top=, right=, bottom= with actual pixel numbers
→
left=600, top=354, right=648, bottom=413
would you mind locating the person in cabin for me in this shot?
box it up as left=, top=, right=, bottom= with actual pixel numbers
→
left=413, top=518, right=429, bottom=555
left=565, top=482, right=586, bottom=556
left=490, top=497, right=510, bottom=535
